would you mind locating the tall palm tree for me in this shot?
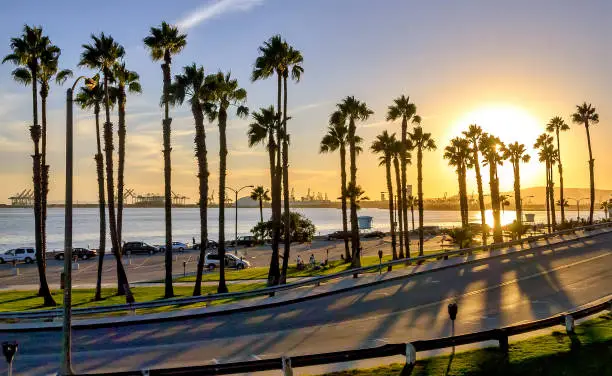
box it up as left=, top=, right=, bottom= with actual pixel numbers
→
left=79, top=32, right=132, bottom=299
left=168, top=63, right=210, bottom=296
left=75, top=82, right=111, bottom=301
left=333, top=97, right=373, bottom=267
left=479, top=133, right=505, bottom=243
left=535, top=134, right=557, bottom=232
left=112, top=63, right=141, bottom=248
left=571, top=103, right=599, bottom=225
left=463, top=125, right=488, bottom=244
left=3, top=25, right=56, bottom=306
left=391, top=139, right=411, bottom=258
left=143, top=21, right=187, bottom=298
left=279, top=43, right=304, bottom=284
left=408, top=126, right=437, bottom=256
left=444, top=137, right=472, bottom=228
left=250, top=186, right=271, bottom=223
left=546, top=116, right=569, bottom=223
left=387, top=95, right=419, bottom=258
left=203, top=71, right=248, bottom=294
left=319, top=115, right=361, bottom=261
left=371, top=131, right=398, bottom=260
left=502, top=142, right=530, bottom=231
left=252, top=35, right=287, bottom=285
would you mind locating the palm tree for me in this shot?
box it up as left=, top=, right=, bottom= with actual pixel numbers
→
left=143, top=21, right=187, bottom=298
left=168, top=63, right=209, bottom=296
left=387, top=95, right=419, bottom=258
left=601, top=200, right=611, bottom=220
left=463, top=125, right=488, bottom=244
left=203, top=71, right=248, bottom=294
left=371, top=131, right=398, bottom=260
left=571, top=103, right=599, bottom=225
left=112, top=63, right=141, bottom=248
left=502, top=142, right=530, bottom=231
left=333, top=97, right=373, bottom=267
left=250, top=186, right=271, bottom=223
left=479, top=133, right=505, bottom=243
left=546, top=117, right=569, bottom=223
left=79, top=32, right=132, bottom=299
left=408, top=126, right=437, bottom=256
left=391, top=139, right=411, bottom=258
left=3, top=25, right=56, bottom=306
left=252, top=35, right=286, bottom=285
left=407, top=195, right=416, bottom=231
left=443, top=137, right=472, bottom=228
left=535, top=134, right=557, bottom=232
left=319, top=115, right=359, bottom=261
left=75, top=82, right=111, bottom=301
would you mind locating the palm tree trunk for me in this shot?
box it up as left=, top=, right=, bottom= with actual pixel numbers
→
left=340, top=145, right=350, bottom=261
left=218, top=108, right=229, bottom=294
left=117, top=87, right=126, bottom=249
left=40, top=87, right=50, bottom=284
left=461, top=167, right=469, bottom=228
left=161, top=59, right=174, bottom=299
left=393, top=157, right=403, bottom=258
left=457, top=168, right=467, bottom=228
left=192, top=102, right=208, bottom=296
left=103, top=71, right=131, bottom=299
left=259, top=199, right=263, bottom=223
left=280, top=74, right=291, bottom=284
left=549, top=164, right=557, bottom=230
left=268, top=73, right=282, bottom=286
left=400, top=117, right=410, bottom=258
left=555, top=129, right=565, bottom=223
left=93, top=106, right=106, bottom=301
left=545, top=163, right=551, bottom=233
left=411, top=202, right=415, bottom=231
left=385, top=158, right=397, bottom=260
left=417, top=147, right=425, bottom=256
left=473, top=148, right=487, bottom=245
left=349, top=119, right=361, bottom=267
left=585, top=125, right=595, bottom=224
left=490, top=165, right=502, bottom=243
left=513, top=162, right=522, bottom=226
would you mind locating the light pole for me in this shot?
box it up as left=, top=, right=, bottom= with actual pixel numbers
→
left=61, top=76, right=95, bottom=375
left=567, top=197, right=588, bottom=221
left=226, top=185, right=254, bottom=254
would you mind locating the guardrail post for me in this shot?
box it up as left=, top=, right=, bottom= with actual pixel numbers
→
left=498, top=329, right=509, bottom=353
left=281, top=356, right=293, bottom=376
left=140, top=369, right=150, bottom=376
left=565, top=314, right=575, bottom=333
left=405, top=342, right=416, bottom=366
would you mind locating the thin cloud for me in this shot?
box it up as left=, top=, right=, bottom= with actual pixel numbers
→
left=176, top=0, right=264, bottom=30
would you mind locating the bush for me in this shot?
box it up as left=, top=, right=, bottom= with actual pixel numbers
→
left=444, top=227, right=473, bottom=248
left=251, top=211, right=316, bottom=243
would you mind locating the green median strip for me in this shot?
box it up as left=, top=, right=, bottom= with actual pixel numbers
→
left=319, top=313, right=612, bottom=376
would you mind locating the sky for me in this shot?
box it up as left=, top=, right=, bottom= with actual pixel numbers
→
left=0, top=0, right=611, bottom=204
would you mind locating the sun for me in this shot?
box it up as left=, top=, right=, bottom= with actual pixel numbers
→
left=449, top=103, right=545, bottom=191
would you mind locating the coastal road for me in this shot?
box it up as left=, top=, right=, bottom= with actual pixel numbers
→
left=2, top=232, right=611, bottom=375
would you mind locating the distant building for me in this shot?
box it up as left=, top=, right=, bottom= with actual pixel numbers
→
left=9, top=189, right=34, bottom=207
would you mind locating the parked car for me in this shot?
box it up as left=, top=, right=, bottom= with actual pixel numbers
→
left=362, top=231, right=385, bottom=239
left=193, top=240, right=218, bottom=250
left=158, top=241, right=188, bottom=252
left=326, top=231, right=351, bottom=241
left=230, top=236, right=256, bottom=247
left=54, top=248, right=97, bottom=260
left=122, top=242, right=160, bottom=255
left=204, top=253, right=250, bottom=270
left=0, top=248, right=36, bottom=264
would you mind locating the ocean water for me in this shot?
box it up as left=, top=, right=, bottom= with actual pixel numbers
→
left=0, top=207, right=602, bottom=251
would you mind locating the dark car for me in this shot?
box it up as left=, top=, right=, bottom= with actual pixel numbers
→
left=55, top=248, right=97, bottom=260
left=122, top=242, right=160, bottom=255
left=326, top=231, right=351, bottom=241
left=362, top=231, right=385, bottom=239
left=193, top=240, right=218, bottom=250
left=230, top=236, right=256, bottom=247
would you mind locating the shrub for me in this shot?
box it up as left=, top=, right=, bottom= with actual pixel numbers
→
left=251, top=211, right=316, bottom=243
left=444, top=227, right=473, bottom=248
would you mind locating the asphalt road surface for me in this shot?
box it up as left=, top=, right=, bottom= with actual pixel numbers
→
left=2, top=232, right=611, bottom=375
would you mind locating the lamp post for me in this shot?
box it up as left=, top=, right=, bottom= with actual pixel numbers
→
left=226, top=185, right=254, bottom=254
left=61, top=76, right=95, bottom=375
left=567, top=197, right=588, bottom=221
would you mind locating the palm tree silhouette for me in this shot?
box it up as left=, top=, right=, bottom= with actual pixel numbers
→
left=248, top=105, right=277, bottom=224
left=546, top=116, right=569, bottom=223
left=79, top=32, right=132, bottom=299
left=391, top=139, right=410, bottom=259
left=502, top=142, right=530, bottom=232
left=463, top=125, right=488, bottom=244
left=535, top=134, right=558, bottom=232
left=143, top=21, right=187, bottom=298
left=479, top=133, right=505, bottom=243
left=168, top=63, right=210, bottom=296
left=571, top=103, right=599, bottom=224
left=408, top=126, right=437, bottom=255
left=371, top=131, right=399, bottom=260
left=250, top=186, right=271, bottom=223
left=203, top=71, right=248, bottom=294
left=3, top=25, right=56, bottom=306
left=387, top=95, right=419, bottom=258
left=333, top=97, right=373, bottom=267
left=444, top=137, right=472, bottom=229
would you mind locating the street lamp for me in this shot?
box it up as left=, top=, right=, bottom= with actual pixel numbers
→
left=61, top=75, right=95, bottom=375
left=226, top=185, right=254, bottom=254
left=567, top=197, right=588, bottom=221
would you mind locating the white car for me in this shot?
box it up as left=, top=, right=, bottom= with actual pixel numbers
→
left=204, top=253, right=250, bottom=270
left=158, top=241, right=189, bottom=252
left=0, top=248, right=36, bottom=264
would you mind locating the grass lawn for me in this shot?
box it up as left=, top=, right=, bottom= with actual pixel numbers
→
left=0, top=283, right=266, bottom=314
left=320, top=313, right=612, bottom=376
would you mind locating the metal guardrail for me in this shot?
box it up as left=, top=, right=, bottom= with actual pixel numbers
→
left=1, top=221, right=611, bottom=321
left=82, top=296, right=612, bottom=375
